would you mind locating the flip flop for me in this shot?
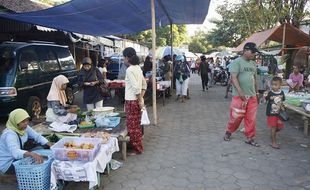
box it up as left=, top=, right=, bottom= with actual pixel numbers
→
left=223, top=132, right=231, bottom=141
left=270, top=144, right=280, bottom=149
left=127, top=152, right=138, bottom=156
left=245, top=139, right=260, bottom=147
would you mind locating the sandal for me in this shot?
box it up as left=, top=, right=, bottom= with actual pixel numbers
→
left=245, top=139, right=260, bottom=147
left=223, top=132, right=231, bottom=141
left=127, top=151, right=138, bottom=156
left=270, top=144, right=280, bottom=149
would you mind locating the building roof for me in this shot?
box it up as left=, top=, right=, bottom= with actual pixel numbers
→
left=0, top=0, right=50, bottom=13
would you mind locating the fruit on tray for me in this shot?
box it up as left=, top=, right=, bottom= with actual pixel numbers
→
left=79, top=121, right=93, bottom=126
left=67, top=151, right=79, bottom=159
left=64, top=141, right=95, bottom=149
left=82, top=132, right=111, bottom=144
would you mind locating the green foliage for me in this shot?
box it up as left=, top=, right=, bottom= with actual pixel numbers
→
left=188, top=31, right=208, bottom=53
left=206, top=0, right=309, bottom=48
left=36, top=0, right=68, bottom=6
left=119, top=24, right=187, bottom=48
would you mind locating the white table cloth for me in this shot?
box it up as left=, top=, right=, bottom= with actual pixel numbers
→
left=50, top=137, right=119, bottom=190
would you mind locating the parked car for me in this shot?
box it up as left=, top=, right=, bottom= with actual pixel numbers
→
left=107, top=55, right=123, bottom=80
left=0, top=41, right=79, bottom=117
left=106, top=53, right=145, bottom=80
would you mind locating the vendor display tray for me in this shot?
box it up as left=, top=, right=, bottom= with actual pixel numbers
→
left=51, top=137, right=101, bottom=162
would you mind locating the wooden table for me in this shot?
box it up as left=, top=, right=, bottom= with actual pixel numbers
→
left=157, top=81, right=171, bottom=106
left=32, top=119, right=130, bottom=161
left=284, top=103, right=310, bottom=136
left=157, top=87, right=170, bottom=106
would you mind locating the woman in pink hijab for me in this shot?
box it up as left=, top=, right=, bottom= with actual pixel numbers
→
left=45, top=75, right=77, bottom=123
left=288, top=66, right=304, bottom=91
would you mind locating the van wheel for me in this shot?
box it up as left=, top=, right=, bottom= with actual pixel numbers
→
left=27, top=96, right=42, bottom=118
left=66, top=87, right=74, bottom=104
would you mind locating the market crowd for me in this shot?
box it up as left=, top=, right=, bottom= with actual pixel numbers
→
left=1, top=42, right=308, bottom=175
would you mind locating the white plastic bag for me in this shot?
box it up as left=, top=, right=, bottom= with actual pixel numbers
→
left=141, top=107, right=150, bottom=125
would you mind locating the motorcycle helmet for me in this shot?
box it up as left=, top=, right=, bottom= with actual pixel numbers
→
left=175, top=55, right=184, bottom=62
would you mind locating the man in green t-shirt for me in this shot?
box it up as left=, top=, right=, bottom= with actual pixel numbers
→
left=223, top=42, right=260, bottom=147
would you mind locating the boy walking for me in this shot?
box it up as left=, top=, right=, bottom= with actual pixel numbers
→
left=264, top=77, right=285, bottom=149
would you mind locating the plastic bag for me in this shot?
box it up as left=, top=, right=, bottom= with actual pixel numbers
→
left=95, top=117, right=110, bottom=127
left=141, top=108, right=150, bottom=125
left=110, top=159, right=123, bottom=170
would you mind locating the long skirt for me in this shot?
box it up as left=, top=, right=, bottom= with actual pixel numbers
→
left=125, top=100, right=143, bottom=153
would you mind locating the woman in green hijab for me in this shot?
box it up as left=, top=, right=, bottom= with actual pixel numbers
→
left=0, top=109, right=52, bottom=174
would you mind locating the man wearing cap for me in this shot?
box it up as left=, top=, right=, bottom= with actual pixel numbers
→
left=223, top=42, right=260, bottom=147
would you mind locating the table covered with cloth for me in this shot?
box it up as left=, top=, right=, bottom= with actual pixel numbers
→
left=50, top=137, right=119, bottom=190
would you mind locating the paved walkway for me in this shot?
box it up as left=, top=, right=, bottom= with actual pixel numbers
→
left=102, top=74, right=310, bottom=190
left=1, top=74, right=310, bottom=190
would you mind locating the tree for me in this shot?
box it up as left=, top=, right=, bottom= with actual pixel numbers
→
left=206, top=0, right=309, bottom=48
left=188, top=31, right=208, bottom=53
left=119, top=24, right=187, bottom=48
left=36, top=0, right=68, bottom=6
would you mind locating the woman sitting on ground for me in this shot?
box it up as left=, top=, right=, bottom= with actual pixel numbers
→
left=0, top=109, right=52, bottom=174
left=46, top=75, right=77, bottom=123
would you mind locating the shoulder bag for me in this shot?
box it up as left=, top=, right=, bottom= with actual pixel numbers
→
left=95, top=69, right=111, bottom=98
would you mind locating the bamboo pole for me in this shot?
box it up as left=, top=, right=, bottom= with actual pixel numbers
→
left=282, top=23, right=286, bottom=56
left=151, top=0, right=157, bottom=125
left=170, top=23, right=173, bottom=94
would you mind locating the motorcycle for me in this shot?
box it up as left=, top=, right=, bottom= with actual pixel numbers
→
left=213, top=66, right=229, bottom=86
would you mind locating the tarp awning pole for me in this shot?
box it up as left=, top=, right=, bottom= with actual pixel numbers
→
left=170, top=23, right=173, bottom=94
left=282, top=23, right=286, bottom=56
left=151, top=0, right=157, bottom=125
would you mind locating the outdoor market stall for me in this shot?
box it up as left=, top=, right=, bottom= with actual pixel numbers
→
left=50, top=137, right=119, bottom=190
left=29, top=108, right=127, bottom=189
left=32, top=112, right=129, bottom=161
left=0, top=0, right=211, bottom=126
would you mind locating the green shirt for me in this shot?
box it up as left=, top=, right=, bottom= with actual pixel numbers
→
left=230, top=57, right=257, bottom=97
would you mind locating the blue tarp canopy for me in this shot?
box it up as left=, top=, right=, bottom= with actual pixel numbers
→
left=0, top=0, right=211, bottom=36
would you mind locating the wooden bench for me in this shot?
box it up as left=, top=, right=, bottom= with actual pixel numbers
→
left=118, top=136, right=130, bottom=161
left=0, top=174, right=17, bottom=184
left=284, top=103, right=310, bottom=136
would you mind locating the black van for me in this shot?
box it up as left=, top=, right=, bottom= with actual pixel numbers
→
left=0, top=42, right=78, bottom=117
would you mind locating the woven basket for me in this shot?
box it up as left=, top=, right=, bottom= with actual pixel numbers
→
left=13, top=153, right=52, bottom=190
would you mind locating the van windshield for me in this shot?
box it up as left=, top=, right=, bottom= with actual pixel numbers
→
left=0, top=47, right=16, bottom=86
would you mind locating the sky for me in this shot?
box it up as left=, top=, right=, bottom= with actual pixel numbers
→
left=186, top=0, right=242, bottom=36
left=186, top=0, right=222, bottom=36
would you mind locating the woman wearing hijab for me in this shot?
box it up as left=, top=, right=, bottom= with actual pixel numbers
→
left=174, top=55, right=190, bottom=103
left=123, top=47, right=147, bottom=155
left=0, top=109, right=51, bottom=174
left=78, top=57, right=104, bottom=111
left=46, top=75, right=77, bottom=123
